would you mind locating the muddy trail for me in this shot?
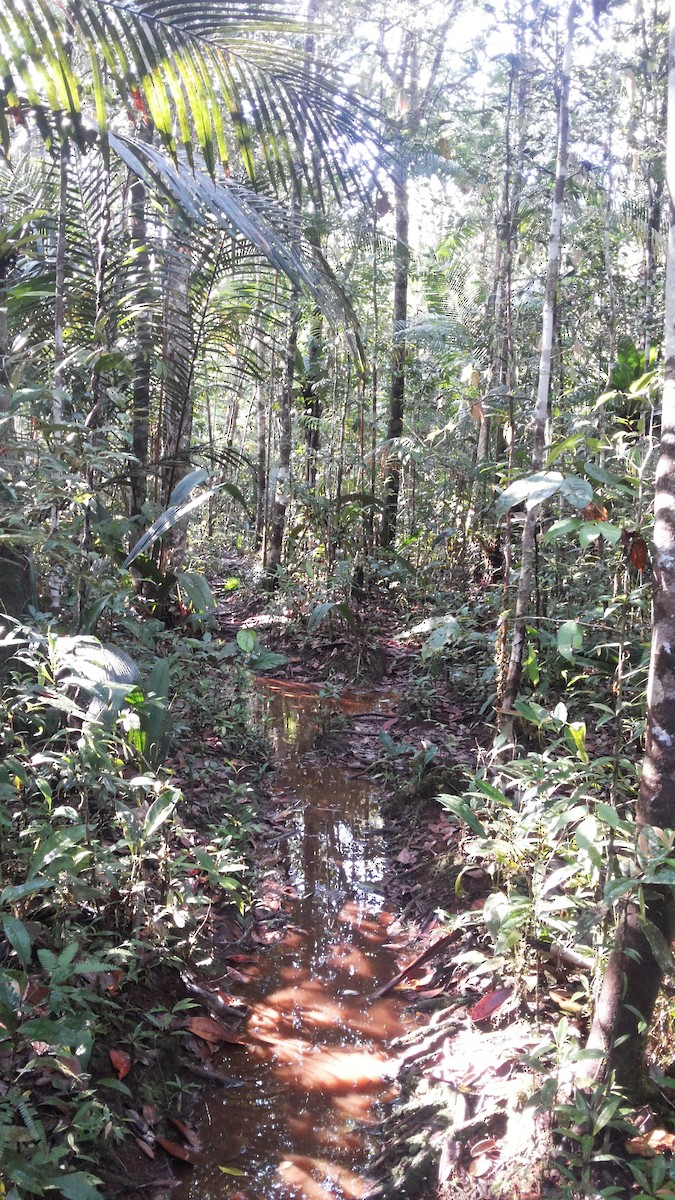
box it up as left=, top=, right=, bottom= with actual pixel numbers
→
left=174, top=680, right=411, bottom=1200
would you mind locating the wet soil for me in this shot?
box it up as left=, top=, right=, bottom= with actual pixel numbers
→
left=173, top=681, right=412, bottom=1200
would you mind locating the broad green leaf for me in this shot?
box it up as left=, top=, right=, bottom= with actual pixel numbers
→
left=474, top=779, right=511, bottom=806
left=1, top=878, right=54, bottom=905
left=28, top=826, right=88, bottom=879
left=48, top=1171, right=104, bottom=1200
left=176, top=570, right=217, bottom=615
left=565, top=721, right=589, bottom=763
left=577, top=521, right=621, bottom=549
left=236, top=629, right=257, bottom=653
left=122, top=486, right=227, bottom=568
left=437, top=794, right=486, bottom=837
left=143, top=790, right=179, bottom=840
left=2, top=915, right=32, bottom=967
left=543, top=518, right=582, bottom=544
left=641, top=917, right=675, bottom=975
left=559, top=475, right=593, bottom=510
left=557, top=620, right=583, bottom=662
left=496, top=471, right=563, bottom=517
left=169, top=467, right=209, bottom=506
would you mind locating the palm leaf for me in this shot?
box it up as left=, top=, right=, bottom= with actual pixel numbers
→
left=0, top=0, right=381, bottom=199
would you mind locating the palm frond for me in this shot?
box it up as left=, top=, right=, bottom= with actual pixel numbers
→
left=0, top=0, right=381, bottom=199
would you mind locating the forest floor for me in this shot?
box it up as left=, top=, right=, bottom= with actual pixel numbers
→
left=92, top=563, right=666, bottom=1200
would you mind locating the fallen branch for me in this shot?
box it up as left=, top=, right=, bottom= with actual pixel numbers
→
left=372, top=932, right=458, bottom=998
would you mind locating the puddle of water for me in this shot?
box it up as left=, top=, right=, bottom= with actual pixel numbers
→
left=175, top=682, right=406, bottom=1200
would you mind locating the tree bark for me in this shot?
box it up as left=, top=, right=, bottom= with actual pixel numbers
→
left=586, top=3, right=675, bottom=1090
left=130, top=128, right=152, bottom=520
left=499, top=0, right=576, bottom=733
left=380, top=158, right=409, bottom=550
left=265, top=287, right=298, bottom=585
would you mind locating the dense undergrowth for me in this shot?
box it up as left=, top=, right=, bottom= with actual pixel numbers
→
left=0, top=615, right=269, bottom=1200
left=0, top=536, right=669, bottom=1200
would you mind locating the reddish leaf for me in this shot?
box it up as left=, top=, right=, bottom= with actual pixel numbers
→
left=156, top=1136, right=195, bottom=1164
left=469, top=987, right=514, bottom=1023
left=142, top=1103, right=158, bottom=1126
left=109, top=1048, right=132, bottom=1079
left=134, top=1136, right=155, bottom=1160
left=582, top=502, right=609, bottom=521
left=630, top=538, right=648, bottom=571
left=184, top=1016, right=244, bottom=1046
left=168, top=1116, right=201, bottom=1151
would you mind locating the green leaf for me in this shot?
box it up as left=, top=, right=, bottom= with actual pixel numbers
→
left=543, top=517, right=582, bottom=543
left=176, top=571, right=217, bottom=616
left=236, top=629, right=257, bottom=654
left=28, top=826, right=88, bottom=879
left=557, top=620, right=583, bottom=662
left=48, top=1171, right=103, bottom=1200
left=578, top=521, right=621, bottom=548
left=169, top=467, right=209, bottom=506
left=436, top=794, right=486, bottom=837
left=565, top=721, right=589, bottom=764
left=122, top=486, right=226, bottom=568
left=559, top=475, right=593, bottom=510
left=641, top=917, right=675, bottom=975
left=143, top=790, right=179, bottom=840
left=1, top=878, right=54, bottom=905
left=496, top=471, right=563, bottom=517
left=307, top=600, right=356, bottom=632
left=2, top=915, right=32, bottom=967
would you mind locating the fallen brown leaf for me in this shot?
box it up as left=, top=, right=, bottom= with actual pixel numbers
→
left=169, top=1115, right=201, bottom=1151
left=184, top=1016, right=244, bottom=1046
left=109, top=1048, right=132, bottom=1079
left=156, top=1135, right=195, bottom=1164
left=470, top=987, right=514, bottom=1023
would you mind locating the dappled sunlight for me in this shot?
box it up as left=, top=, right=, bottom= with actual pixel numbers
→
left=278, top=1155, right=373, bottom=1199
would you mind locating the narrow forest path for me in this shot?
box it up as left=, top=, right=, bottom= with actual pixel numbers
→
left=173, top=680, right=411, bottom=1200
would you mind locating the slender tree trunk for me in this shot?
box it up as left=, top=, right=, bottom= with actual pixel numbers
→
left=303, top=308, right=323, bottom=489
left=499, top=0, right=576, bottom=734
left=255, top=366, right=267, bottom=551
left=265, top=287, right=298, bottom=584
left=130, top=129, right=152, bottom=519
left=53, top=137, right=69, bottom=417
left=160, top=230, right=193, bottom=569
left=380, top=156, right=409, bottom=549
left=586, top=1, right=675, bottom=1093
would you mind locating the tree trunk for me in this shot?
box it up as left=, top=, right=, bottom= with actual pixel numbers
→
left=586, top=1, right=675, bottom=1091
left=130, top=130, right=152, bottom=520
left=265, top=289, right=298, bottom=585
left=255, top=364, right=268, bottom=552
left=380, top=157, right=409, bottom=550
left=499, top=0, right=576, bottom=733
left=160, top=228, right=193, bottom=569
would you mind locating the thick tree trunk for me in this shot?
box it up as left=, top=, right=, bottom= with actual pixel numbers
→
left=499, top=0, right=575, bottom=733
left=587, top=5, right=675, bottom=1089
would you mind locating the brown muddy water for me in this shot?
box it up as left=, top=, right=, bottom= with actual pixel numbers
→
left=175, top=680, right=408, bottom=1200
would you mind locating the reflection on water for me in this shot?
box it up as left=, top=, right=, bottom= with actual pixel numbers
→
left=175, top=682, right=405, bottom=1200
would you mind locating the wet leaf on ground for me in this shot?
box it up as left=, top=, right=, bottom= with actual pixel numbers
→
left=469, top=987, right=514, bottom=1023
left=184, top=1015, right=245, bottom=1045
